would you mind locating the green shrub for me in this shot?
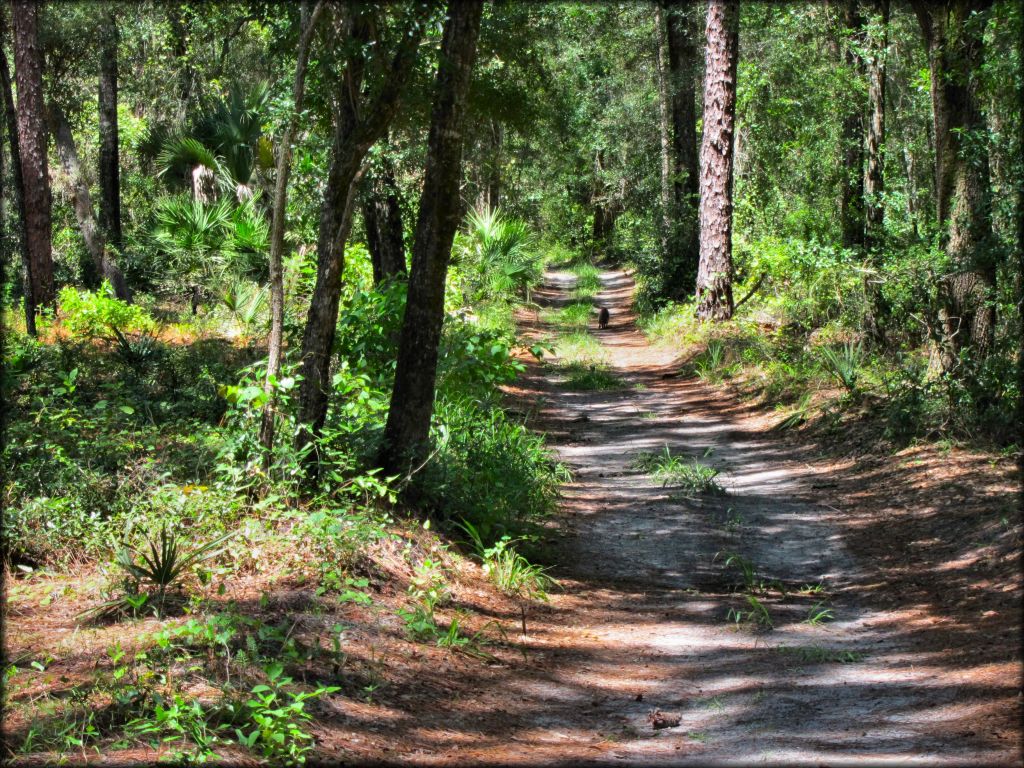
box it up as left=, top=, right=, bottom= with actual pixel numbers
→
left=58, top=283, right=156, bottom=338
left=421, top=398, right=567, bottom=543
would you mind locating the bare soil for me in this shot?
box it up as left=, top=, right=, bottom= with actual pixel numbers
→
left=4, top=269, right=1021, bottom=766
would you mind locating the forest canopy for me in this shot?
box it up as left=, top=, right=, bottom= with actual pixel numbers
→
left=1, top=0, right=1021, bottom=764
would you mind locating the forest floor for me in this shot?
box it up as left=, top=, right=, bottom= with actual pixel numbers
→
left=5, top=269, right=1021, bottom=766
left=337, top=268, right=1022, bottom=766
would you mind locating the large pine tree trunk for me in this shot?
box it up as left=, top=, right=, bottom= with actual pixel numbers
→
left=98, top=11, right=122, bottom=252
left=295, top=7, right=427, bottom=464
left=912, top=0, right=995, bottom=367
left=0, top=10, right=34, bottom=335
left=695, top=0, right=739, bottom=321
left=11, top=0, right=54, bottom=312
left=655, top=3, right=673, bottom=264
left=379, top=1, right=483, bottom=481
left=50, top=105, right=131, bottom=301
left=863, top=0, right=889, bottom=340
left=666, top=0, right=701, bottom=294
left=258, top=0, right=324, bottom=460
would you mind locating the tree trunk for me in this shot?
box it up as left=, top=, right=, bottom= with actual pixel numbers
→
left=666, top=0, right=701, bottom=294
left=168, top=3, right=194, bottom=122
left=258, top=0, right=325, bottom=461
left=295, top=7, right=428, bottom=464
left=695, top=0, right=739, bottom=321
left=912, top=0, right=995, bottom=366
left=484, top=118, right=502, bottom=211
left=98, top=11, right=122, bottom=252
left=362, top=146, right=406, bottom=284
left=0, top=10, right=34, bottom=335
left=655, top=3, right=673, bottom=263
left=836, top=0, right=866, bottom=250
left=863, top=0, right=889, bottom=341
left=11, top=0, right=54, bottom=311
left=50, top=105, right=131, bottom=302
left=379, top=1, right=483, bottom=481
left=1016, top=21, right=1024, bottom=446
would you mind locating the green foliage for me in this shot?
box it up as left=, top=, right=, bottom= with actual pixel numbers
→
left=457, top=206, right=543, bottom=302
left=726, top=594, right=773, bottom=630
left=570, top=262, right=603, bottom=300
left=235, top=663, right=337, bottom=765
left=113, top=525, right=234, bottom=612
left=397, top=559, right=450, bottom=641
left=819, top=341, right=864, bottom=392
left=460, top=522, right=555, bottom=601
left=559, top=361, right=622, bottom=391
left=633, top=446, right=724, bottom=494
left=421, top=399, right=568, bottom=543
left=58, top=283, right=157, bottom=338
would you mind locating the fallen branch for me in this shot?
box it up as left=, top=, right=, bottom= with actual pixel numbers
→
left=734, top=272, right=768, bottom=312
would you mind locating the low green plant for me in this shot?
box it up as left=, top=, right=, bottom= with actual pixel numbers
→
left=819, top=340, right=863, bottom=392
left=726, top=594, right=773, bottom=629
left=694, top=340, right=726, bottom=381
left=633, top=446, right=724, bottom=494
left=58, top=282, right=156, bottom=338
left=234, top=663, right=338, bottom=765
left=112, top=525, right=234, bottom=614
left=717, top=551, right=758, bottom=591
left=571, top=262, right=603, bottom=299
left=398, top=559, right=449, bottom=641
left=804, top=601, right=835, bottom=626
left=560, top=361, right=622, bottom=390
left=460, top=522, right=556, bottom=635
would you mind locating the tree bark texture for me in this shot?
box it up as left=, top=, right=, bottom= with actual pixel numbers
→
left=50, top=105, right=131, bottom=301
left=912, top=0, right=995, bottom=365
left=0, top=11, right=34, bottom=335
left=665, top=0, right=701, bottom=293
left=837, top=0, right=866, bottom=250
left=696, top=0, right=739, bottom=321
left=863, top=0, right=889, bottom=340
left=11, top=0, right=54, bottom=310
left=296, top=6, right=428, bottom=460
left=655, top=3, right=673, bottom=263
left=258, top=0, right=324, bottom=459
left=362, top=152, right=406, bottom=284
left=98, top=11, right=122, bottom=251
left=379, top=0, right=484, bottom=480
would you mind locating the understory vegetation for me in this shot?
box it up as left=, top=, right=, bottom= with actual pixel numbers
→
left=1, top=0, right=1020, bottom=763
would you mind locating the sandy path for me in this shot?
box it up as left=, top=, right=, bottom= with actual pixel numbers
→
left=322, top=268, right=1019, bottom=767
left=420, top=268, right=1018, bottom=767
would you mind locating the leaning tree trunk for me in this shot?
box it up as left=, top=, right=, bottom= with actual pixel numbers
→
left=912, top=0, right=996, bottom=368
left=50, top=105, right=131, bottom=301
left=98, top=11, right=122, bottom=252
left=258, top=0, right=325, bottom=461
left=362, top=145, right=406, bottom=284
left=0, top=11, right=34, bottom=335
left=11, top=0, right=54, bottom=311
left=863, top=0, right=889, bottom=341
left=379, top=0, right=484, bottom=482
left=295, top=7, right=428, bottom=466
left=695, top=0, right=739, bottom=321
left=666, top=0, right=701, bottom=294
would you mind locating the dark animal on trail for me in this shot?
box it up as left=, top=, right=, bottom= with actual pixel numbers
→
left=598, top=306, right=610, bottom=329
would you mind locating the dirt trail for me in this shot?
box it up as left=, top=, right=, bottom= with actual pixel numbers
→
left=395, top=268, right=1018, bottom=767
left=310, top=268, right=1019, bottom=767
